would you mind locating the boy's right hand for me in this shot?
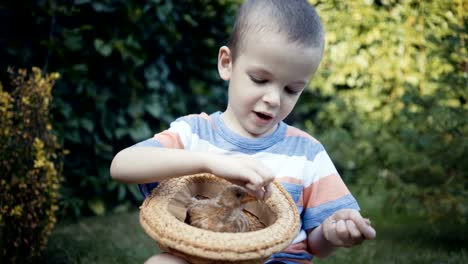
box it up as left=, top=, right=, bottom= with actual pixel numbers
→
left=203, top=153, right=274, bottom=200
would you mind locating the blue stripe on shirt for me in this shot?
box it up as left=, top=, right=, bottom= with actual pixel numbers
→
left=280, top=182, right=303, bottom=204
left=302, top=194, right=360, bottom=230
left=177, top=112, right=325, bottom=160
left=267, top=251, right=313, bottom=263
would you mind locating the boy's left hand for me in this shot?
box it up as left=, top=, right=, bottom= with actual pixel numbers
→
left=323, top=209, right=376, bottom=248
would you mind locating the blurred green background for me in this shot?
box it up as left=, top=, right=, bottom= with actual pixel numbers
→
left=0, top=0, right=466, bottom=263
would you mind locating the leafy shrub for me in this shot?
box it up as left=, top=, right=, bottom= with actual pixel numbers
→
left=0, top=0, right=240, bottom=217
left=0, top=0, right=465, bottom=230
left=296, top=0, right=467, bottom=226
left=0, top=67, right=64, bottom=262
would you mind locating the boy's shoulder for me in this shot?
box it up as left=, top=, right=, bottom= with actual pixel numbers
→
left=186, top=112, right=212, bottom=120
left=273, top=124, right=326, bottom=159
left=172, top=112, right=213, bottom=127
left=176, top=112, right=212, bottom=122
left=283, top=124, right=321, bottom=145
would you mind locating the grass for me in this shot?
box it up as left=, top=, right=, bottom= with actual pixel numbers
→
left=44, top=211, right=159, bottom=263
left=43, top=195, right=467, bottom=264
left=315, top=214, right=468, bottom=264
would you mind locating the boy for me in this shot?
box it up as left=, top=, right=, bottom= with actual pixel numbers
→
left=110, top=0, right=376, bottom=263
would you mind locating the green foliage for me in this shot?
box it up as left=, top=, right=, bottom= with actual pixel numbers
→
left=0, top=0, right=465, bottom=230
left=0, top=67, right=64, bottom=262
left=298, top=0, right=467, bottom=226
left=0, top=0, right=240, bottom=217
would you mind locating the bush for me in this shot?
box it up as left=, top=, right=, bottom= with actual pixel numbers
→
left=1, top=0, right=465, bottom=230
left=295, top=0, right=467, bottom=226
left=0, top=67, right=64, bottom=262
left=0, top=0, right=240, bottom=217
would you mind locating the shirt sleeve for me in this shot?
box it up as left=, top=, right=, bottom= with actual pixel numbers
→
left=133, top=116, right=194, bottom=197
left=301, top=148, right=360, bottom=231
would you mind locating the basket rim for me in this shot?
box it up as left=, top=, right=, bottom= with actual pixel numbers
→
left=140, top=173, right=300, bottom=261
left=139, top=173, right=300, bottom=261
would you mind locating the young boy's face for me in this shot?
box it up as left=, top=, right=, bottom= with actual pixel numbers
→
left=218, top=32, right=322, bottom=138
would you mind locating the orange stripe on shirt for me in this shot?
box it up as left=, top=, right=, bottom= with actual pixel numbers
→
left=283, top=239, right=308, bottom=254
left=153, top=131, right=184, bottom=149
left=302, top=173, right=351, bottom=209
left=285, top=126, right=319, bottom=143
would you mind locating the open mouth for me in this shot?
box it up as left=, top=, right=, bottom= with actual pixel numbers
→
left=254, top=111, right=273, bottom=121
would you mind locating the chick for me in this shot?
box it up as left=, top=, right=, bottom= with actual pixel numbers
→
left=186, top=185, right=259, bottom=233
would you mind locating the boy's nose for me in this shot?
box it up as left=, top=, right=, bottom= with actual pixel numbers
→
left=262, top=87, right=281, bottom=107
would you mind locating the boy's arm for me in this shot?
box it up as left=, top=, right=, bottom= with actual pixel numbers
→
left=110, top=147, right=274, bottom=199
left=110, top=147, right=207, bottom=183
left=307, top=209, right=376, bottom=258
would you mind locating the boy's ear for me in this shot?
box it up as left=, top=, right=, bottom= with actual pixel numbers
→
left=217, top=46, right=232, bottom=81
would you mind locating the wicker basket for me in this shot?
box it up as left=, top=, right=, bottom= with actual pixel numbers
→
left=139, top=173, right=300, bottom=264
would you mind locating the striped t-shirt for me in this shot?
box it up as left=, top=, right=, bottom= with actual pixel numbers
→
left=135, top=111, right=359, bottom=263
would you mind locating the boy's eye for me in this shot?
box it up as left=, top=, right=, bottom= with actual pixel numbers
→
left=285, top=86, right=301, bottom=95
left=249, top=76, right=267, bottom=84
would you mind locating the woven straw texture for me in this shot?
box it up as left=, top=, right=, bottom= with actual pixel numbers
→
left=139, top=173, right=300, bottom=264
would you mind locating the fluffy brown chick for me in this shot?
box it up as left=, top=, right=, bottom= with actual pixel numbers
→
left=186, top=185, right=258, bottom=233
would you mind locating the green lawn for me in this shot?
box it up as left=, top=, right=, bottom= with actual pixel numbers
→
left=44, top=207, right=467, bottom=264
left=44, top=210, right=157, bottom=263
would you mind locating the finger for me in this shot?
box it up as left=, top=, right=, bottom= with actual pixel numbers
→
left=361, top=224, right=376, bottom=240
left=245, top=178, right=269, bottom=200
left=248, top=170, right=266, bottom=189
left=226, top=179, right=260, bottom=199
left=346, top=213, right=376, bottom=240
left=252, top=162, right=275, bottom=183
left=335, top=220, right=350, bottom=243
left=352, top=217, right=376, bottom=240
left=231, top=168, right=262, bottom=191
left=345, top=219, right=362, bottom=241
left=323, top=220, right=344, bottom=246
left=245, top=182, right=260, bottom=192
left=228, top=176, right=265, bottom=200
left=264, top=183, right=274, bottom=200
left=228, top=179, right=246, bottom=186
